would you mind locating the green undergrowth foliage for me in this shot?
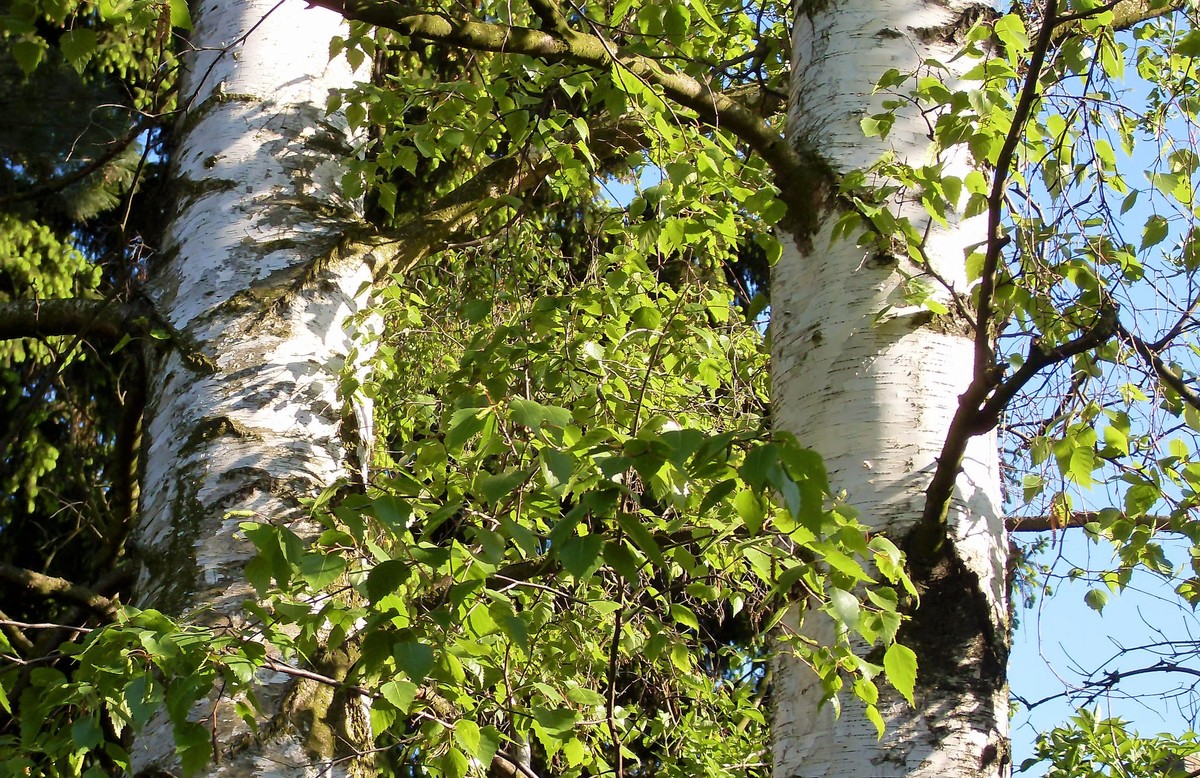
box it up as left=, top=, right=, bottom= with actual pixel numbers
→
left=0, top=228, right=919, bottom=776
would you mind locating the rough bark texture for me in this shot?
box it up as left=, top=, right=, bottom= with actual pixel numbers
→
left=131, top=2, right=374, bottom=774
left=770, top=0, right=1010, bottom=773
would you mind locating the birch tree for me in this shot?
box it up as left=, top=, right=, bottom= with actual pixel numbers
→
left=3, top=0, right=1200, bottom=776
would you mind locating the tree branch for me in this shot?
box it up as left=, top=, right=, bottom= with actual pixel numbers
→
left=304, top=0, right=803, bottom=184
left=0, top=117, right=152, bottom=209
left=1006, top=511, right=1174, bottom=533
left=911, top=297, right=1118, bottom=568
left=1052, top=0, right=1191, bottom=40
left=1121, top=322, right=1200, bottom=414
left=974, top=0, right=1060, bottom=383
left=0, top=610, right=35, bottom=654
left=526, top=0, right=573, bottom=38
left=972, top=299, right=1120, bottom=434
left=0, top=563, right=120, bottom=622
left=354, top=154, right=556, bottom=281
left=0, top=298, right=146, bottom=343
left=359, top=117, right=649, bottom=280
left=1017, top=660, right=1200, bottom=711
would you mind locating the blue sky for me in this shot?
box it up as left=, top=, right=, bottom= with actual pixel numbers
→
left=1010, top=532, right=1199, bottom=770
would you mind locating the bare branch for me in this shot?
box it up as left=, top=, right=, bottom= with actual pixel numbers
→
left=0, top=618, right=93, bottom=635
left=0, top=298, right=146, bottom=343
left=0, top=563, right=119, bottom=622
left=0, top=117, right=152, bottom=209
left=1121, top=322, right=1200, bottom=414
left=1016, top=660, right=1200, bottom=711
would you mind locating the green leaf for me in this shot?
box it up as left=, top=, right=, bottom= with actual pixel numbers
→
left=446, top=407, right=488, bottom=450
left=175, top=720, right=213, bottom=775
left=1084, top=588, right=1108, bottom=612
left=510, top=398, right=573, bottom=429
left=759, top=196, right=788, bottom=225
left=454, top=718, right=481, bottom=758
left=733, top=489, right=766, bottom=535
left=1141, top=215, right=1169, bottom=251
left=372, top=495, right=411, bottom=535
left=688, top=0, right=722, bottom=32
left=477, top=725, right=503, bottom=767
left=819, top=545, right=874, bottom=582
left=71, top=716, right=102, bottom=750
left=477, top=470, right=527, bottom=506
left=1178, top=30, right=1200, bottom=58
left=12, top=37, right=46, bottom=76
left=865, top=703, right=886, bottom=738
left=539, top=447, right=575, bottom=491
left=861, top=114, right=894, bottom=139
left=441, top=747, right=470, bottom=778
left=6, top=676, right=29, bottom=714
left=829, top=587, right=861, bottom=629
left=533, top=705, right=577, bottom=738
left=559, top=534, right=605, bottom=579
left=59, top=29, right=97, bottom=72
left=380, top=679, right=417, bottom=713
left=883, top=643, right=918, bottom=706
left=663, top=2, right=690, bottom=40
left=740, top=443, right=778, bottom=490
left=170, top=0, right=193, bottom=29
left=697, top=479, right=737, bottom=517
left=365, top=560, right=410, bottom=603
left=670, top=603, right=700, bottom=631
left=394, top=640, right=436, bottom=683
left=298, top=552, right=345, bottom=590
left=563, top=737, right=587, bottom=767
left=993, top=13, right=1029, bottom=56
left=505, top=109, right=530, bottom=141
left=566, top=685, right=606, bottom=706
left=605, top=540, right=642, bottom=582
left=616, top=512, right=665, bottom=569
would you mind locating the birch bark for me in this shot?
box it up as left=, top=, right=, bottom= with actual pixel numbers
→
left=771, top=0, right=1010, bottom=774
left=131, top=2, right=374, bottom=774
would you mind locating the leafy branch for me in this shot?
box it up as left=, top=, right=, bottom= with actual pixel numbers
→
left=912, top=296, right=1118, bottom=566
left=304, top=0, right=805, bottom=184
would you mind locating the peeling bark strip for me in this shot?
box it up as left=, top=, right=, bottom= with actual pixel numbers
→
left=770, top=0, right=1009, bottom=771
left=131, top=2, right=374, bottom=775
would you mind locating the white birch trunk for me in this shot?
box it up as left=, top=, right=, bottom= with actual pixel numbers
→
left=771, top=0, right=1010, bottom=774
left=131, top=2, right=373, bottom=774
